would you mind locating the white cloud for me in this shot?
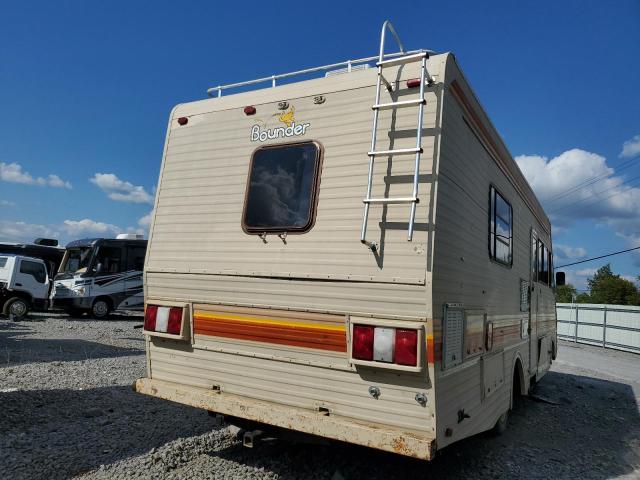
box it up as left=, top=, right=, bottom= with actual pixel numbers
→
left=138, top=211, right=153, bottom=228
left=0, top=220, right=59, bottom=243
left=554, top=244, right=587, bottom=261
left=1, top=200, right=16, bottom=207
left=515, top=149, right=640, bottom=226
left=575, top=268, right=597, bottom=277
left=0, top=218, right=145, bottom=245
left=0, top=162, right=72, bottom=188
left=61, top=219, right=123, bottom=237
left=620, top=134, right=640, bottom=158
left=90, top=173, right=154, bottom=204
left=47, top=174, right=72, bottom=189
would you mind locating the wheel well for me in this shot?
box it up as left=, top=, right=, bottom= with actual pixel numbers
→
left=6, top=291, right=32, bottom=305
left=93, top=296, right=113, bottom=310
left=512, top=357, right=526, bottom=406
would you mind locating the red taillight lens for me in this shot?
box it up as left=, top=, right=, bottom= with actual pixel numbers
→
left=244, top=106, right=256, bottom=115
left=177, top=117, right=188, bottom=125
left=395, top=329, right=418, bottom=366
left=352, top=325, right=375, bottom=361
left=406, top=78, right=422, bottom=88
left=167, top=307, right=183, bottom=335
left=144, top=305, right=158, bottom=331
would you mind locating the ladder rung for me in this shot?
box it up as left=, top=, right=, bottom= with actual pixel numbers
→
left=372, top=99, right=426, bottom=110
left=377, top=52, right=428, bottom=68
left=368, top=148, right=422, bottom=156
left=363, top=197, right=418, bottom=205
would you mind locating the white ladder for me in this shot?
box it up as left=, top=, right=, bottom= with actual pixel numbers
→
left=360, top=21, right=432, bottom=251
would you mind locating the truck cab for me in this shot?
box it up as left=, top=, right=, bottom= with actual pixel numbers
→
left=0, top=254, right=51, bottom=320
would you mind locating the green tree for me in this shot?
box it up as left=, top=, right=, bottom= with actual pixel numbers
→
left=575, top=292, right=592, bottom=303
left=555, top=284, right=577, bottom=303
left=586, top=264, right=639, bottom=306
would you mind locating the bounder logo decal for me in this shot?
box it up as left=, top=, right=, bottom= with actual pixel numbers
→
left=250, top=106, right=311, bottom=142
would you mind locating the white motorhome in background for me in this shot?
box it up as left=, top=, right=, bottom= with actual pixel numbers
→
left=52, top=234, right=147, bottom=318
left=0, top=254, right=51, bottom=320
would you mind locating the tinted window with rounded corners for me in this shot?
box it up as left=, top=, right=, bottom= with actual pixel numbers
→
left=0, top=257, right=7, bottom=268
left=243, top=141, right=322, bottom=233
left=20, top=260, right=46, bottom=283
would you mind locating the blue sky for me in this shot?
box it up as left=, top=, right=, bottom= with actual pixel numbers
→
left=1, top=1, right=639, bottom=290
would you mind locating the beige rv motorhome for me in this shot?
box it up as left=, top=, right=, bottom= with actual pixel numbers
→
left=136, top=21, right=557, bottom=460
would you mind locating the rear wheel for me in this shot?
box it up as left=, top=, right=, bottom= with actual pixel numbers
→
left=4, top=297, right=29, bottom=321
left=91, top=298, right=111, bottom=319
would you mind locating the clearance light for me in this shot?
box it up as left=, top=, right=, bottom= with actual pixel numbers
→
left=244, top=106, right=257, bottom=115
left=353, top=325, right=418, bottom=367
left=144, top=305, right=183, bottom=335
left=177, top=117, right=188, bottom=125
left=406, top=78, right=422, bottom=88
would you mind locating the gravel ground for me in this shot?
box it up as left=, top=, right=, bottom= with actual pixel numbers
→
left=1, top=313, right=639, bottom=480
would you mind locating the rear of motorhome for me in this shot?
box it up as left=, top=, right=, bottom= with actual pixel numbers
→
left=136, top=22, right=557, bottom=459
left=52, top=234, right=147, bottom=318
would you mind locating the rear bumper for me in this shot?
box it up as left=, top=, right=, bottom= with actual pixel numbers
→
left=135, top=377, right=436, bottom=460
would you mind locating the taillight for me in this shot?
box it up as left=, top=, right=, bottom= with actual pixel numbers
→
left=352, top=325, right=374, bottom=361
left=144, top=305, right=183, bottom=336
left=144, top=305, right=158, bottom=331
left=395, top=329, right=418, bottom=366
left=167, top=307, right=182, bottom=335
left=353, top=325, right=419, bottom=367
left=406, top=78, right=422, bottom=88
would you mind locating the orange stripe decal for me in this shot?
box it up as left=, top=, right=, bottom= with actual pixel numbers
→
left=194, top=313, right=347, bottom=353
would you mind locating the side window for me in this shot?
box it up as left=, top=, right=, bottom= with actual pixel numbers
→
left=94, top=246, right=123, bottom=274
left=20, top=260, right=46, bottom=283
left=0, top=257, right=7, bottom=268
left=536, top=240, right=551, bottom=286
left=489, top=186, right=513, bottom=266
left=242, top=141, right=323, bottom=234
left=531, top=234, right=538, bottom=281
left=126, top=246, right=146, bottom=271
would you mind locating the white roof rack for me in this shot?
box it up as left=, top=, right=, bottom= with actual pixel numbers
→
left=206, top=47, right=435, bottom=98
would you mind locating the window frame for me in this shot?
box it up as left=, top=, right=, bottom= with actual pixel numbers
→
left=241, top=140, right=324, bottom=235
left=488, top=185, right=513, bottom=267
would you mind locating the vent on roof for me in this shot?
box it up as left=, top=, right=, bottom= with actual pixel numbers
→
left=325, top=64, right=371, bottom=77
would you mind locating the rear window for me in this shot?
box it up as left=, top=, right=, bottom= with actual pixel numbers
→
left=0, top=257, right=7, bottom=268
left=242, top=141, right=322, bottom=234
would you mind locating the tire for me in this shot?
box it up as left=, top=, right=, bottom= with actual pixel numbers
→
left=4, top=297, right=29, bottom=321
left=492, top=409, right=509, bottom=436
left=91, top=298, right=111, bottom=319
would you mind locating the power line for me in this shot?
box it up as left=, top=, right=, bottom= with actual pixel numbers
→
left=545, top=156, right=638, bottom=206
left=548, top=174, right=640, bottom=215
left=555, top=245, right=640, bottom=269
